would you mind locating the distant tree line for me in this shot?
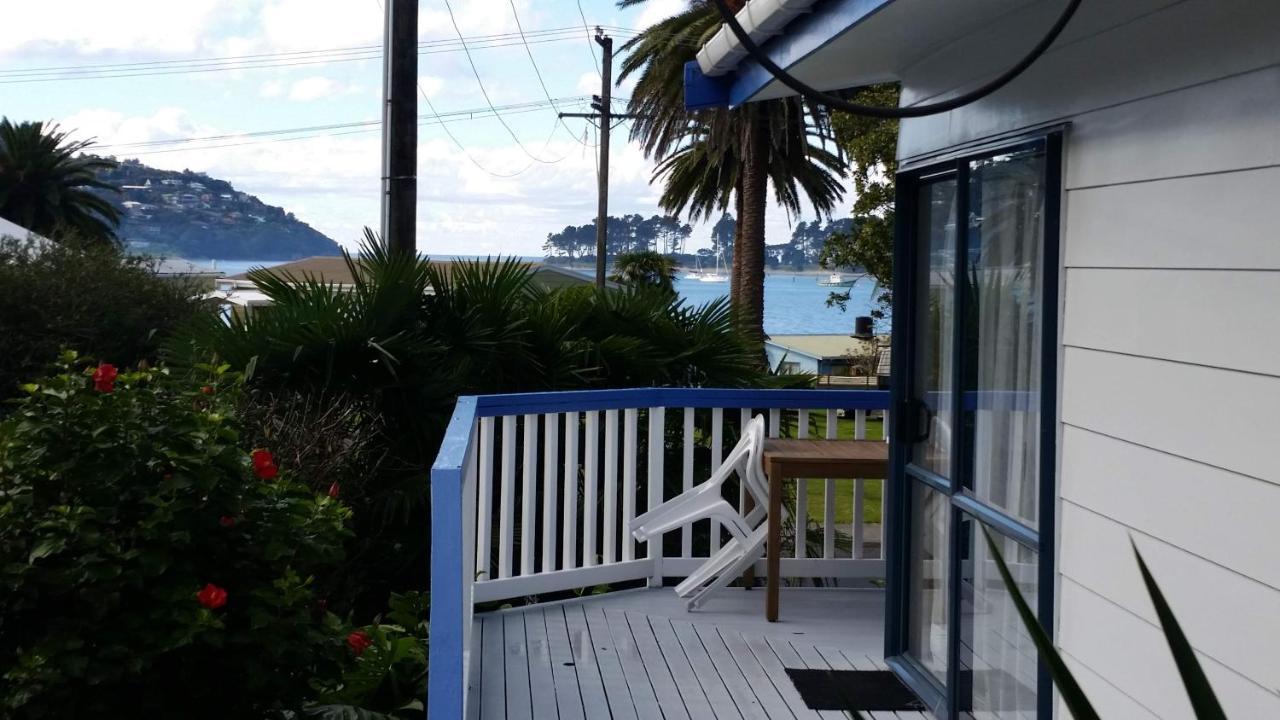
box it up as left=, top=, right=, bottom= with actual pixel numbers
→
left=544, top=210, right=857, bottom=271
left=543, top=214, right=692, bottom=260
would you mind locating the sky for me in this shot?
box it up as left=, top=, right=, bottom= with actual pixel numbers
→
left=0, top=0, right=852, bottom=257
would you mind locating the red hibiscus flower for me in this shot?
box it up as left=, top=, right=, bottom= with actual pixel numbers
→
left=251, top=449, right=279, bottom=480
left=346, top=630, right=373, bottom=656
left=196, top=583, right=228, bottom=610
left=218, top=516, right=236, bottom=528
left=92, top=363, right=118, bottom=393
left=327, top=482, right=340, bottom=499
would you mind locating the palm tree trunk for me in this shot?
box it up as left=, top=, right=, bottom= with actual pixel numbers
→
left=731, top=181, right=744, bottom=305
left=737, top=108, right=769, bottom=352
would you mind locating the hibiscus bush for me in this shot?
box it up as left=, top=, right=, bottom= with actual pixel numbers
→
left=0, top=354, right=354, bottom=719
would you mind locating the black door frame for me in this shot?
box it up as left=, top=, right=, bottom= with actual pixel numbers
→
left=885, top=131, right=1063, bottom=720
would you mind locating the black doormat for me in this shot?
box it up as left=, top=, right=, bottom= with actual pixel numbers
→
left=785, top=669, right=927, bottom=712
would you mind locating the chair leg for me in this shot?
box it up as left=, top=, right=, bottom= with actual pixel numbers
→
left=687, top=537, right=767, bottom=610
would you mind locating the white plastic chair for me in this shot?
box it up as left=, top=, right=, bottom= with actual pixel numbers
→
left=630, top=415, right=776, bottom=609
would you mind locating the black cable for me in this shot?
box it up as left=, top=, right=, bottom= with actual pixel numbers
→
left=707, top=0, right=1083, bottom=118
left=441, top=0, right=563, bottom=164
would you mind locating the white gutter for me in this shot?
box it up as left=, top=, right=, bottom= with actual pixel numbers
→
left=696, top=0, right=819, bottom=77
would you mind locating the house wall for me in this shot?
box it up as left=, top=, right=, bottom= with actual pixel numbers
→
left=896, top=0, right=1280, bottom=717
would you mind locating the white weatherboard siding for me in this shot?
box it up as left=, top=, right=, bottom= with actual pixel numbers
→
left=896, top=0, right=1280, bottom=716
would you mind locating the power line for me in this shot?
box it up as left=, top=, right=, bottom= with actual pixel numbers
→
left=577, top=0, right=602, bottom=78
left=0, top=28, right=652, bottom=84
left=91, top=96, right=591, bottom=157
left=507, top=0, right=595, bottom=148
left=439, top=0, right=562, bottom=165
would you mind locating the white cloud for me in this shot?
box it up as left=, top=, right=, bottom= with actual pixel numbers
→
left=288, top=76, right=338, bottom=101
left=259, top=0, right=383, bottom=51
left=635, top=0, right=686, bottom=30
left=0, top=0, right=222, bottom=56
left=259, top=80, right=284, bottom=98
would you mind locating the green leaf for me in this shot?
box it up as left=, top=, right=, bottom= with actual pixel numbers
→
left=29, top=537, right=65, bottom=563
left=301, top=704, right=404, bottom=720
left=982, top=527, right=1101, bottom=720
left=1131, top=540, right=1228, bottom=720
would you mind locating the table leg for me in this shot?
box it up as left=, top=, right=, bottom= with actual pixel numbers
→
left=767, top=458, right=782, bottom=622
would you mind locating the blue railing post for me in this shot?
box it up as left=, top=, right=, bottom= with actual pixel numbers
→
left=428, top=395, right=478, bottom=719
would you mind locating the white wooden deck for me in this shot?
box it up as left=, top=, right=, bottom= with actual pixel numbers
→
left=467, top=587, right=930, bottom=720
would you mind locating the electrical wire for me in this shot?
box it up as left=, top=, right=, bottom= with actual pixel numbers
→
left=114, top=105, right=559, bottom=156
left=576, top=0, right=602, bottom=78
left=506, top=0, right=595, bottom=148
left=439, top=0, right=563, bottom=164
left=706, top=0, right=1083, bottom=118
left=0, top=28, right=651, bottom=84
left=93, top=96, right=588, bottom=151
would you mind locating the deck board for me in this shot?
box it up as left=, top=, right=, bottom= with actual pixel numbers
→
left=562, top=604, right=611, bottom=717
left=524, top=609, right=561, bottom=719
left=600, top=607, right=665, bottom=720
left=625, top=609, right=694, bottom=720
left=581, top=604, right=639, bottom=720
left=469, top=587, right=926, bottom=720
left=542, top=606, right=586, bottom=720
left=503, top=613, right=534, bottom=720
left=479, top=614, right=506, bottom=718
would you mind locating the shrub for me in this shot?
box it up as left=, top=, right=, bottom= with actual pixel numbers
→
left=167, top=232, right=771, bottom=612
left=0, top=237, right=210, bottom=402
left=0, top=355, right=353, bottom=719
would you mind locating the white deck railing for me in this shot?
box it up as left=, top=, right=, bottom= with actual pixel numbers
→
left=429, top=387, right=891, bottom=719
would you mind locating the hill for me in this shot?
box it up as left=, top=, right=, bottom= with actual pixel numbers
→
left=94, top=158, right=342, bottom=260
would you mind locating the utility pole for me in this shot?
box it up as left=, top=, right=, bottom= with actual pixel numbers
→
left=380, top=0, right=417, bottom=254
left=561, top=30, right=642, bottom=288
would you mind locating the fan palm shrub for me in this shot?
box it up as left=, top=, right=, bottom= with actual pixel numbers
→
left=609, top=250, right=681, bottom=293
left=169, top=230, right=767, bottom=611
left=0, top=118, right=120, bottom=243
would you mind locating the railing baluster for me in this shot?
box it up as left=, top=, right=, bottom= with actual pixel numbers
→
left=795, top=409, right=808, bottom=561
left=542, top=413, right=559, bottom=573
left=710, top=408, right=724, bottom=554
left=498, top=415, right=516, bottom=579
left=583, top=411, right=599, bottom=568
left=622, top=408, right=639, bottom=562
left=824, top=409, right=837, bottom=560
left=681, top=407, right=694, bottom=558
left=853, top=409, right=867, bottom=559
left=521, top=414, right=538, bottom=576
left=562, top=411, right=579, bottom=570
left=476, top=417, right=494, bottom=580
left=742, top=407, right=747, bottom=512
left=647, top=407, right=665, bottom=585
left=603, top=409, right=618, bottom=564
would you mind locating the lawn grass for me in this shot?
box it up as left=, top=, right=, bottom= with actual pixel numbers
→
left=799, top=414, right=885, bottom=525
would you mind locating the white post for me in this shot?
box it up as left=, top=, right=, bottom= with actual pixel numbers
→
left=520, top=414, right=538, bottom=576
left=647, top=406, right=665, bottom=586
left=541, top=413, right=559, bottom=573
left=498, top=415, right=516, bottom=579
left=562, top=411, right=580, bottom=570
left=476, top=417, right=495, bottom=580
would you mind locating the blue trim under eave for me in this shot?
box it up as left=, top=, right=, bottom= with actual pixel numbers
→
left=726, top=0, right=894, bottom=107
left=684, top=60, right=731, bottom=110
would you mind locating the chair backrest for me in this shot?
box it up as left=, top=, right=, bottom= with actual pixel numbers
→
left=740, top=415, right=769, bottom=507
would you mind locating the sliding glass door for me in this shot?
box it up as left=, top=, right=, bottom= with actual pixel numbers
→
left=887, top=135, right=1061, bottom=720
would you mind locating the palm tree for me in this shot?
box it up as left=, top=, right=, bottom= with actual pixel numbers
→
left=618, top=1, right=846, bottom=346
left=0, top=119, right=121, bottom=243
left=609, top=250, right=681, bottom=292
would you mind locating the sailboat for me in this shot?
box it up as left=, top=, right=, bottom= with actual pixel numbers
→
left=697, top=251, right=729, bottom=282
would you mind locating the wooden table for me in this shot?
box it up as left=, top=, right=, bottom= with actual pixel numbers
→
left=761, top=438, right=889, bottom=622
